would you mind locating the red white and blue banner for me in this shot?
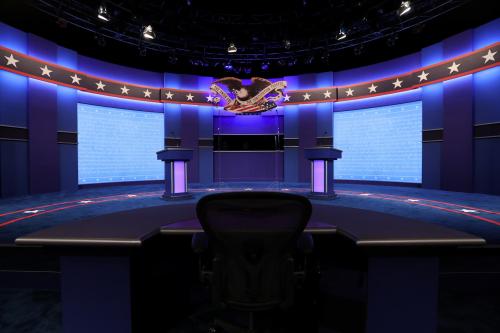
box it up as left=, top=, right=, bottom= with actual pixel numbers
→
left=0, top=43, right=498, bottom=106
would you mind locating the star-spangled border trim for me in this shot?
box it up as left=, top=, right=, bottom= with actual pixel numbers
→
left=0, top=42, right=498, bottom=106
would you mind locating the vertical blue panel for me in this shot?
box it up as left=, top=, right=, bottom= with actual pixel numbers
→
left=77, top=104, right=164, bottom=184
left=473, top=18, right=500, bottom=50
left=422, top=142, right=441, bottom=189
left=474, top=138, right=500, bottom=195
left=78, top=55, right=162, bottom=87
left=0, top=141, right=29, bottom=197
left=334, top=53, right=420, bottom=85
left=420, top=42, right=443, bottom=189
left=316, top=102, right=333, bottom=137
left=0, top=71, right=28, bottom=126
left=283, top=104, right=299, bottom=182
left=0, top=22, right=27, bottom=52
left=474, top=67, right=500, bottom=124
left=0, top=23, right=28, bottom=197
left=334, top=101, right=422, bottom=183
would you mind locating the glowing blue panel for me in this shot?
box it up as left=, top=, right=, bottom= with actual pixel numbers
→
left=333, top=101, right=422, bottom=183
left=78, top=104, right=164, bottom=184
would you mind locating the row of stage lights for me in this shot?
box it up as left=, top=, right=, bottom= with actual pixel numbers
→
left=95, top=0, right=412, bottom=72
left=97, top=1, right=413, bottom=52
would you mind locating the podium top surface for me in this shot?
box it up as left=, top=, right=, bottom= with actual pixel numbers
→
left=304, top=147, right=342, bottom=160
left=157, top=148, right=193, bottom=161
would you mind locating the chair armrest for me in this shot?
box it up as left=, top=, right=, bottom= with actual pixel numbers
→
left=191, top=232, right=209, bottom=254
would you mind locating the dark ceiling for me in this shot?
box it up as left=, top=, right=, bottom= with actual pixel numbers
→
left=0, top=0, right=498, bottom=78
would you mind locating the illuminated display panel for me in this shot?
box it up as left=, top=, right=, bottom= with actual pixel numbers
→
left=333, top=101, right=422, bottom=183
left=77, top=104, right=164, bottom=184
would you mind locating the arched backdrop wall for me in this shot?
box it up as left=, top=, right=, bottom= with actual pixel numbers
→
left=0, top=19, right=499, bottom=197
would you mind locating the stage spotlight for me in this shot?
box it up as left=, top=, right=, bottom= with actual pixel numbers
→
left=224, top=62, right=233, bottom=71
left=336, top=28, right=347, bottom=40
left=227, top=43, right=237, bottom=53
left=261, top=62, right=270, bottom=70
left=97, top=5, right=110, bottom=22
left=283, top=40, right=291, bottom=49
left=398, top=1, right=412, bottom=16
left=143, top=25, right=156, bottom=40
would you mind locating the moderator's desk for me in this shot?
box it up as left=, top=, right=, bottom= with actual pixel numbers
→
left=16, top=204, right=485, bottom=333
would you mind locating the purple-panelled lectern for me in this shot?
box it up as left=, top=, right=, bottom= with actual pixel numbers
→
left=304, top=147, right=342, bottom=199
left=157, top=148, right=193, bottom=200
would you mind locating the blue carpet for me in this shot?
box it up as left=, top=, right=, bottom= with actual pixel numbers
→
left=0, top=182, right=499, bottom=244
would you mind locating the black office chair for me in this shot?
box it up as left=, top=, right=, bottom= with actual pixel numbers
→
left=192, top=191, right=314, bottom=333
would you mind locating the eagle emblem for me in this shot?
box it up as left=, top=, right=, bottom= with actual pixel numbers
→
left=209, top=77, right=287, bottom=114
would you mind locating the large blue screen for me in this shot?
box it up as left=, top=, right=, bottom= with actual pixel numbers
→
left=77, top=104, right=164, bottom=184
left=333, top=101, right=422, bottom=183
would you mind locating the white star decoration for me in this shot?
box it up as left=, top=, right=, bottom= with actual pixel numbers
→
left=303, top=93, right=311, bottom=100
left=121, top=86, right=130, bottom=95
left=482, top=49, right=497, bottom=63
left=448, top=62, right=460, bottom=74
left=283, top=94, right=290, bottom=102
left=186, top=93, right=194, bottom=101
left=144, top=89, right=152, bottom=98
left=368, top=84, right=377, bottom=93
left=345, top=88, right=354, bottom=96
left=418, top=71, right=429, bottom=82
left=70, top=73, right=81, bottom=85
left=323, top=90, right=332, bottom=98
left=392, top=78, right=403, bottom=89
left=165, top=91, right=174, bottom=99
left=40, top=65, right=52, bottom=77
left=206, top=95, right=214, bottom=102
left=4, top=54, right=19, bottom=67
left=96, top=81, right=106, bottom=90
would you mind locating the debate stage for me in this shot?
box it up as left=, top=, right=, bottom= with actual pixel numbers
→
left=1, top=183, right=500, bottom=332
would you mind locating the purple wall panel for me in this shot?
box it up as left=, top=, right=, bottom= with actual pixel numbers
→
left=28, top=79, right=60, bottom=193
left=0, top=141, right=29, bottom=197
left=181, top=105, right=199, bottom=182
left=214, top=115, right=283, bottom=134
left=77, top=55, right=162, bottom=87
left=298, top=105, right=316, bottom=182
left=27, top=35, right=60, bottom=194
left=334, top=53, right=421, bottom=86
left=474, top=138, right=500, bottom=195
left=440, top=31, right=474, bottom=192
left=214, top=152, right=283, bottom=182
left=441, top=75, right=474, bottom=192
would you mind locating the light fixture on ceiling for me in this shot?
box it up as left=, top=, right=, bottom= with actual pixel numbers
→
left=143, top=25, right=156, bottom=40
left=398, top=1, right=412, bottom=16
left=97, top=5, right=110, bottom=22
left=227, top=43, right=237, bottom=53
left=336, top=28, right=347, bottom=40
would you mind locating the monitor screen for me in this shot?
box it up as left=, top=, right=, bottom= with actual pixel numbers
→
left=333, top=101, right=422, bottom=183
left=77, top=104, right=164, bottom=184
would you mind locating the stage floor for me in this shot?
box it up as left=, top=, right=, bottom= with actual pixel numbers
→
left=0, top=182, right=499, bottom=244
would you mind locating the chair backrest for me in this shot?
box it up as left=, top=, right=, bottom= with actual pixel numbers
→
left=196, top=191, right=312, bottom=310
